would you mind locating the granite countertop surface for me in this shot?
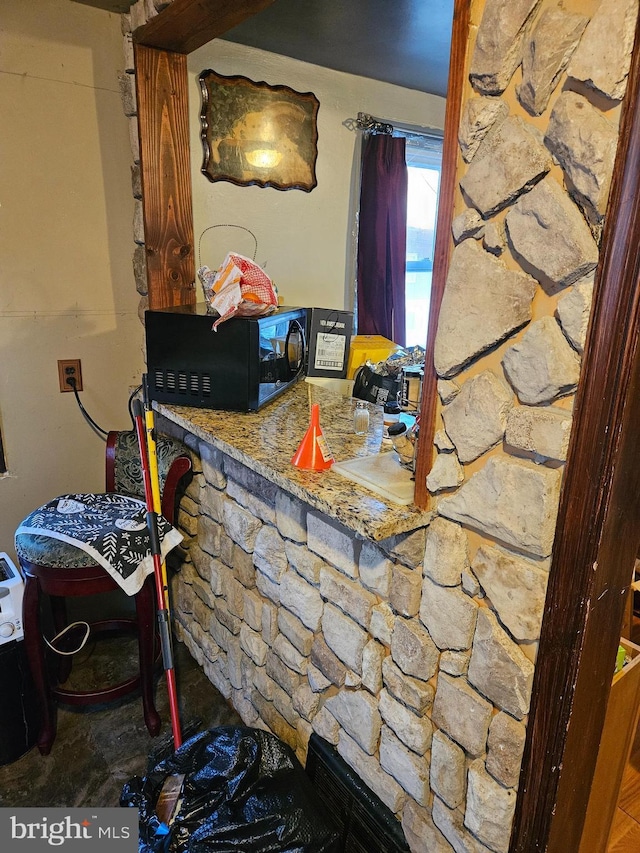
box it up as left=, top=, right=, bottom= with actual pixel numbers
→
left=156, top=380, right=433, bottom=541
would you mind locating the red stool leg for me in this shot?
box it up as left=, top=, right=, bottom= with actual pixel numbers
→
left=22, top=574, right=56, bottom=755
left=135, top=577, right=161, bottom=737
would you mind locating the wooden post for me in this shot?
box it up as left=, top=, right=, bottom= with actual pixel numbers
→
left=413, top=0, right=471, bottom=510
left=134, top=44, right=195, bottom=310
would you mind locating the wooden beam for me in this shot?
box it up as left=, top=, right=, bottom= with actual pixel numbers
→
left=135, top=44, right=195, bottom=309
left=510, top=12, right=640, bottom=850
left=413, top=0, right=470, bottom=510
left=133, top=0, right=277, bottom=55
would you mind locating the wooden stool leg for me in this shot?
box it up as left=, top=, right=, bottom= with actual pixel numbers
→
left=49, top=594, right=72, bottom=684
left=23, top=574, right=56, bottom=755
left=136, top=577, right=161, bottom=737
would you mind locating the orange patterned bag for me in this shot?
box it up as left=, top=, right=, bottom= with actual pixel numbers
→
left=198, top=252, right=278, bottom=330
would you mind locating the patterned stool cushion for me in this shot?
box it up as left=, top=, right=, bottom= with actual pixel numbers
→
left=15, top=533, right=94, bottom=569
left=15, top=432, right=188, bottom=574
left=16, top=492, right=183, bottom=595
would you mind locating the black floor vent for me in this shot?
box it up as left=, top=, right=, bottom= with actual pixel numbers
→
left=305, top=733, right=410, bottom=853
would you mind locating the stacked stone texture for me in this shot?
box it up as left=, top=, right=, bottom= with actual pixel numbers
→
left=122, top=1, right=637, bottom=852
left=159, top=423, right=437, bottom=818
left=428, top=0, right=637, bottom=850
left=119, top=1, right=173, bottom=315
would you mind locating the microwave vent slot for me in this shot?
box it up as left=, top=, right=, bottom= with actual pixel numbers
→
left=188, top=371, right=212, bottom=397
left=151, top=368, right=212, bottom=400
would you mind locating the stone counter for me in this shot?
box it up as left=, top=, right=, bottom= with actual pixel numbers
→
left=156, top=380, right=432, bottom=542
left=157, top=379, right=530, bottom=853
left=156, top=390, right=440, bottom=833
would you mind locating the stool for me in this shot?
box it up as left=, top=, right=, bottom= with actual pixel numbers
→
left=15, top=430, right=191, bottom=755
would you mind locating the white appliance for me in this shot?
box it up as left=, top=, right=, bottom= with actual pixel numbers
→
left=0, top=552, right=24, bottom=644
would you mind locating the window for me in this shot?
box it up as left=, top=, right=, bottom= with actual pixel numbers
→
left=404, top=135, right=442, bottom=348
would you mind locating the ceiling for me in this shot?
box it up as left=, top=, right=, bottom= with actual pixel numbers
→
left=70, top=0, right=453, bottom=98
left=222, top=0, right=453, bottom=98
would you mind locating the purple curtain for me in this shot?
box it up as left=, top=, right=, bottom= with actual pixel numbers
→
left=356, top=134, right=408, bottom=346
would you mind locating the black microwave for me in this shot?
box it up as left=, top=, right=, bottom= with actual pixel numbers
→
left=145, top=304, right=307, bottom=411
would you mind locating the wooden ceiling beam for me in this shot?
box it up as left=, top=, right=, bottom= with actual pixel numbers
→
left=133, top=0, right=277, bottom=55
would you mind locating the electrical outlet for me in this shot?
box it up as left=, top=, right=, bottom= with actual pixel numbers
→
left=58, top=359, right=83, bottom=393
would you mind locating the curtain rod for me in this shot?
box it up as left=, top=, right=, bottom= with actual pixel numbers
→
left=353, top=112, right=394, bottom=134
left=348, top=112, right=443, bottom=140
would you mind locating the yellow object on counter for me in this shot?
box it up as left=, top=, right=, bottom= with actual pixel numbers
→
left=346, top=335, right=402, bottom=379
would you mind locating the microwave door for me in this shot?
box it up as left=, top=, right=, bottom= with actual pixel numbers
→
left=259, top=318, right=304, bottom=383
left=256, top=315, right=305, bottom=406
left=285, top=319, right=305, bottom=379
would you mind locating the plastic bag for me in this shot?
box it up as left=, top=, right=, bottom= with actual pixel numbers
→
left=198, top=253, right=278, bottom=331
left=352, top=362, right=402, bottom=405
left=121, top=726, right=340, bottom=853
left=352, top=343, right=425, bottom=406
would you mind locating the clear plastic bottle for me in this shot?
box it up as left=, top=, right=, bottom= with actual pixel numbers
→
left=353, top=400, right=370, bottom=435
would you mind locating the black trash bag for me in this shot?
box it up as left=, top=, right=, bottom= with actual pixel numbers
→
left=121, top=726, right=340, bottom=853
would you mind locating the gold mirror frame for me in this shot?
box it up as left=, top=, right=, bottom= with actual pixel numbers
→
left=199, top=69, right=319, bottom=192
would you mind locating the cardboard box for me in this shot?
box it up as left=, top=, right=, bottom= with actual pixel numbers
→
left=306, top=308, right=354, bottom=378
left=346, top=335, right=402, bottom=379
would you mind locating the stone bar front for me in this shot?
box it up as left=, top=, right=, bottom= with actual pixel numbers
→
left=155, top=381, right=528, bottom=852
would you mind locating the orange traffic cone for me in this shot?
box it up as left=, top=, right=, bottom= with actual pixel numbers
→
left=291, top=403, right=334, bottom=471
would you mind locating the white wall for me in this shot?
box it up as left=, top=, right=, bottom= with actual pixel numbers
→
left=0, top=0, right=144, bottom=558
left=0, top=12, right=445, bottom=559
left=188, top=40, right=446, bottom=311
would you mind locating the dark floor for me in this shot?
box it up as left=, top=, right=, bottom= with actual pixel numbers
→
left=0, top=636, right=240, bottom=807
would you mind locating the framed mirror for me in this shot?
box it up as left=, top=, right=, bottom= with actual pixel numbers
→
left=199, top=69, right=319, bottom=191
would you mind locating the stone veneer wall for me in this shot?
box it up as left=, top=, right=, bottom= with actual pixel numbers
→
left=158, top=416, right=462, bottom=851
left=422, top=0, right=637, bottom=851
left=122, top=1, right=637, bottom=852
